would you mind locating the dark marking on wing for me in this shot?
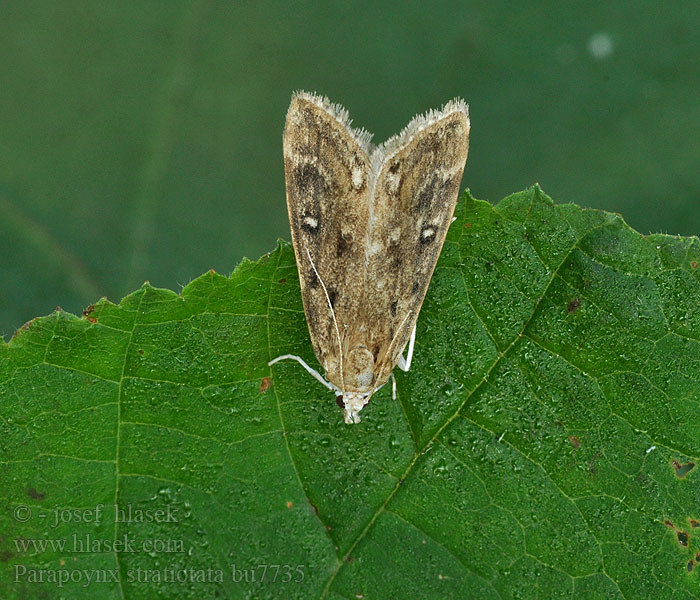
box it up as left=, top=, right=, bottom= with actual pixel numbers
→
left=306, top=306, right=320, bottom=329
left=293, top=162, right=327, bottom=195
left=327, top=288, right=338, bottom=309
left=388, top=241, right=403, bottom=270
left=351, top=152, right=370, bottom=191
left=411, top=282, right=420, bottom=295
left=415, top=174, right=459, bottom=213
left=308, top=268, right=319, bottom=288
left=336, top=231, right=350, bottom=257
left=390, top=300, right=398, bottom=316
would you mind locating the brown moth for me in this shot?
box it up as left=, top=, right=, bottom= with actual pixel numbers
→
left=269, top=91, right=470, bottom=423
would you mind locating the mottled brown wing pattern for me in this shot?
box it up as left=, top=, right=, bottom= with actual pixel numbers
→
left=278, top=91, right=469, bottom=423
left=283, top=95, right=372, bottom=389
left=365, top=110, right=470, bottom=385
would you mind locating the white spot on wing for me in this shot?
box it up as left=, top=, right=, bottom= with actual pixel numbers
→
left=303, top=215, right=318, bottom=229
left=386, top=170, right=400, bottom=192
left=352, top=167, right=364, bottom=189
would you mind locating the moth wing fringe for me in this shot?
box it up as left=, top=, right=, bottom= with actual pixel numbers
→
left=289, top=90, right=374, bottom=154
left=370, top=97, right=469, bottom=173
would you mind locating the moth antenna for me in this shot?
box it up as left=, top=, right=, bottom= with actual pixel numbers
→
left=305, top=248, right=345, bottom=393
left=268, top=354, right=339, bottom=392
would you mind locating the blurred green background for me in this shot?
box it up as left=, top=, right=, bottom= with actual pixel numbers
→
left=1, top=1, right=699, bottom=338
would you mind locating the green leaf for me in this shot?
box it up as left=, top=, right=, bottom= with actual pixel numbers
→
left=2, top=187, right=700, bottom=599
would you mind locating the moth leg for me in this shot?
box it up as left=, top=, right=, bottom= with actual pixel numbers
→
left=369, top=373, right=397, bottom=402
left=268, top=354, right=338, bottom=392
left=397, top=324, right=417, bottom=372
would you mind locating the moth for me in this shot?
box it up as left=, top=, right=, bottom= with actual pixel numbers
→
left=269, top=91, right=470, bottom=423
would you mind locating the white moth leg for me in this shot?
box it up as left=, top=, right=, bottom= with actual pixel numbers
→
left=268, top=354, right=338, bottom=392
left=397, top=324, right=416, bottom=372
left=390, top=372, right=397, bottom=401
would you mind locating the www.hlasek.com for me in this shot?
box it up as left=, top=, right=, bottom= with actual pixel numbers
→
left=14, top=564, right=306, bottom=587
left=14, top=533, right=183, bottom=555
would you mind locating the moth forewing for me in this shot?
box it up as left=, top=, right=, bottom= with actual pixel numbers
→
left=272, top=91, right=470, bottom=424
left=363, top=106, right=470, bottom=388
left=282, top=93, right=372, bottom=385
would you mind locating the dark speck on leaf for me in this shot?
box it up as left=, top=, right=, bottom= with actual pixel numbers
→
left=678, top=531, right=689, bottom=546
left=82, top=305, right=97, bottom=323
left=27, top=487, right=45, bottom=500
left=672, top=460, right=695, bottom=478
left=567, top=298, right=582, bottom=314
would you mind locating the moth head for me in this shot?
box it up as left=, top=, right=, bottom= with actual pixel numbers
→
left=339, top=391, right=373, bottom=424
